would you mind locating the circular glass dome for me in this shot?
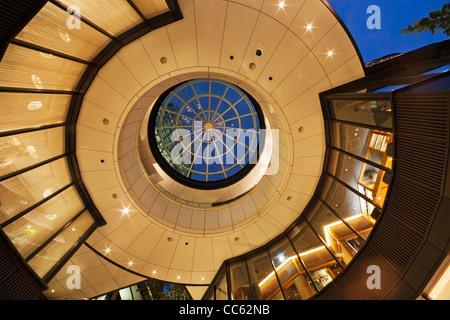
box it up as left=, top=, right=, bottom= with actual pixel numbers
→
left=148, top=78, right=265, bottom=189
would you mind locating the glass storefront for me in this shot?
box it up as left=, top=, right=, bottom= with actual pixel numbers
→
left=203, top=95, right=394, bottom=300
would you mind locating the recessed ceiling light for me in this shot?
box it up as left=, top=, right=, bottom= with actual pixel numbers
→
left=327, top=50, right=334, bottom=57
left=31, top=75, right=43, bottom=89
left=43, top=188, right=53, bottom=198
left=177, top=275, right=181, bottom=279
left=201, top=277, right=205, bottom=281
left=27, top=101, right=42, bottom=111
left=105, top=247, right=111, bottom=254
left=121, top=206, right=130, bottom=215
left=128, top=261, right=133, bottom=266
left=278, top=1, right=285, bottom=9
left=306, top=23, right=313, bottom=31
left=152, top=270, right=156, bottom=275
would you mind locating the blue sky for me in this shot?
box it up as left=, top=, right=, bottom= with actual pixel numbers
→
left=327, top=0, right=449, bottom=62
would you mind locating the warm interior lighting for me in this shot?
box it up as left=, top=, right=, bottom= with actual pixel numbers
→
left=259, top=246, right=326, bottom=287
left=306, top=23, right=313, bottom=31
left=429, top=263, right=450, bottom=300
left=31, top=75, right=43, bottom=89
left=128, top=261, right=133, bottom=266
left=327, top=50, right=334, bottom=57
left=27, top=101, right=43, bottom=111
left=45, top=214, right=57, bottom=220
left=324, top=214, right=362, bottom=246
left=58, top=29, right=71, bottom=43
left=121, top=206, right=131, bottom=215
left=105, top=247, right=111, bottom=254
left=259, top=216, right=368, bottom=288
left=43, top=188, right=53, bottom=198
left=278, top=1, right=285, bottom=9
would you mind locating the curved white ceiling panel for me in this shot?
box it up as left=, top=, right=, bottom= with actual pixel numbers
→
left=74, top=0, right=364, bottom=286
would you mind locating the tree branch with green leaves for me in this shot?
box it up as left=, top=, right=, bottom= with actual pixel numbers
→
left=401, top=3, right=450, bottom=36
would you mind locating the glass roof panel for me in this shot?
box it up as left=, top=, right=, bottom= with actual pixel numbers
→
left=152, top=79, right=262, bottom=185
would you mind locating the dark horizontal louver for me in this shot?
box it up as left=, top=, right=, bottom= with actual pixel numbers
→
left=0, top=230, right=47, bottom=300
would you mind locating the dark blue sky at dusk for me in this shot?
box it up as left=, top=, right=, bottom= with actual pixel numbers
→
left=327, top=0, right=449, bottom=62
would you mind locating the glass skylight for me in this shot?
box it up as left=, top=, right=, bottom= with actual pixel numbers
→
left=152, top=78, right=263, bottom=185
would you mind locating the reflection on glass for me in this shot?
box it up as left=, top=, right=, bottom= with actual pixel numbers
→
left=205, top=105, right=395, bottom=300
left=289, top=223, right=342, bottom=291
left=31, top=75, right=44, bottom=89
left=307, top=202, right=366, bottom=266
left=3, top=186, right=84, bottom=258
left=58, top=0, right=142, bottom=36
left=0, top=93, right=69, bottom=133
left=215, top=272, right=228, bottom=300
left=331, top=99, right=392, bottom=129
left=0, top=158, right=71, bottom=224
left=132, top=0, right=169, bottom=18
left=247, top=252, right=282, bottom=300
left=28, top=211, right=93, bottom=278
left=15, top=2, right=111, bottom=60
left=268, top=237, right=315, bottom=300
left=27, top=101, right=43, bottom=111
left=0, top=127, right=65, bottom=178
left=329, top=150, right=391, bottom=210
left=332, top=123, right=393, bottom=166
left=229, top=261, right=252, bottom=300
left=0, top=44, right=86, bottom=90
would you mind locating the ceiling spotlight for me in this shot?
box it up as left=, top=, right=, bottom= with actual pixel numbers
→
left=128, top=261, right=133, bottom=266
left=306, top=23, right=313, bottom=31
left=121, top=206, right=130, bottom=215
left=152, top=270, right=157, bottom=275
left=27, top=101, right=42, bottom=111
left=327, top=50, right=334, bottom=57
left=278, top=1, right=285, bottom=9
left=177, top=275, right=181, bottom=280
left=105, top=247, right=111, bottom=254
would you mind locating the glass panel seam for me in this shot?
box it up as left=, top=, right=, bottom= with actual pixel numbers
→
left=25, top=208, right=86, bottom=262
left=10, top=39, right=91, bottom=65
left=0, top=181, right=75, bottom=228
left=0, top=153, right=68, bottom=183
left=0, top=122, right=66, bottom=138
left=318, top=198, right=367, bottom=245
left=329, top=146, right=392, bottom=172
left=48, top=0, right=116, bottom=40
left=326, top=172, right=383, bottom=210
